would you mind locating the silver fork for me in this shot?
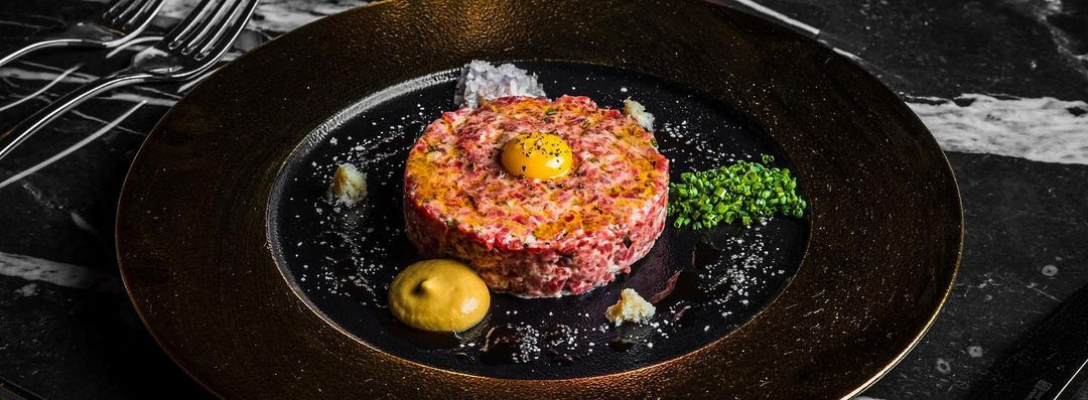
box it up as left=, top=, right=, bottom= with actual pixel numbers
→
left=0, top=0, right=167, bottom=68
left=0, top=0, right=259, bottom=163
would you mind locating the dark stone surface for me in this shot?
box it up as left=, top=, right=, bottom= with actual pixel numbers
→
left=0, top=279, right=216, bottom=400
left=863, top=152, right=1088, bottom=399
left=0, top=0, right=1085, bottom=399
left=724, top=0, right=1088, bottom=101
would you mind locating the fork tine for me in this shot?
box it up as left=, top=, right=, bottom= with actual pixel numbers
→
left=192, top=0, right=257, bottom=59
left=178, top=0, right=240, bottom=55
left=165, top=0, right=222, bottom=47
left=110, top=0, right=149, bottom=25
left=102, top=0, right=135, bottom=20
left=169, top=0, right=234, bottom=51
left=121, top=0, right=166, bottom=31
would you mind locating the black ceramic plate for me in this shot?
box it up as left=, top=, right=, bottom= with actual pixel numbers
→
left=117, top=0, right=962, bottom=399
left=269, top=61, right=809, bottom=378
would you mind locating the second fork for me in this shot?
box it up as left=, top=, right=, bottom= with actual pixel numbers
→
left=0, top=0, right=260, bottom=164
left=0, top=0, right=166, bottom=69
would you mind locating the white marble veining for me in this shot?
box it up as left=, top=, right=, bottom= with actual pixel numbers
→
left=69, top=109, right=147, bottom=136
left=0, top=62, right=179, bottom=109
left=730, top=0, right=819, bottom=36
left=722, top=1, right=1088, bottom=167
left=0, top=63, right=94, bottom=85
left=712, top=0, right=862, bottom=61
left=70, top=211, right=104, bottom=239
left=0, top=101, right=147, bottom=190
left=0, top=251, right=109, bottom=290
left=0, top=19, right=49, bottom=30
left=0, top=64, right=81, bottom=112
left=104, top=37, right=161, bottom=59
left=1002, top=0, right=1088, bottom=78
left=909, top=94, right=1088, bottom=165
left=13, top=282, right=38, bottom=297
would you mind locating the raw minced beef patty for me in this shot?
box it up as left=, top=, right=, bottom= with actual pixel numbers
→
left=403, top=95, right=669, bottom=297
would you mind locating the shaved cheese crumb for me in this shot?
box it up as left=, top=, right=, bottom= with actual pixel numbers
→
left=623, top=98, right=655, bottom=131
left=328, top=163, right=367, bottom=207
left=605, top=288, right=656, bottom=326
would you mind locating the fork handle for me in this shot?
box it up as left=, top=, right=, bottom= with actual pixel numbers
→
left=0, top=71, right=153, bottom=162
left=0, top=38, right=91, bottom=69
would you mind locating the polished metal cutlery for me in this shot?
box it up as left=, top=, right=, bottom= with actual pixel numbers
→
left=0, top=0, right=260, bottom=163
left=0, top=0, right=167, bottom=68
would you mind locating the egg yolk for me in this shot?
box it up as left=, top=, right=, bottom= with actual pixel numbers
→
left=388, top=259, right=490, bottom=332
left=501, top=132, right=573, bottom=179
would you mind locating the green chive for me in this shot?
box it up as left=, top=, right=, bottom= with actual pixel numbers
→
left=667, top=156, right=806, bottom=229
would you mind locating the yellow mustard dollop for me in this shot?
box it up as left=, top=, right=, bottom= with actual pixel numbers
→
left=388, top=259, right=490, bottom=332
left=501, top=132, right=573, bottom=179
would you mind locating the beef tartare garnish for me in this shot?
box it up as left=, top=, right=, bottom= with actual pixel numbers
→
left=500, top=131, right=573, bottom=179
left=622, top=98, right=655, bottom=131
left=328, top=163, right=367, bottom=207
left=388, top=259, right=490, bottom=332
left=605, top=288, right=656, bottom=326
left=668, top=155, right=806, bottom=229
left=455, top=60, right=547, bottom=109
left=403, top=95, right=669, bottom=298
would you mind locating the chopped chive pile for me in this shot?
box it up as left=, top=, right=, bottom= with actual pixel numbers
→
left=668, top=155, right=806, bottom=229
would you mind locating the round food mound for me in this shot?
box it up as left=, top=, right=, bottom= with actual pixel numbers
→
left=403, top=95, right=669, bottom=297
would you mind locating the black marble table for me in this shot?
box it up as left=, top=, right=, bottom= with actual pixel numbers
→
left=1, top=0, right=1086, bottom=399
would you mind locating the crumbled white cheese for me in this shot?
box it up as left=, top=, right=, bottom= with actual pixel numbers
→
left=328, top=163, right=367, bottom=207
left=605, top=288, right=656, bottom=326
left=455, top=60, right=547, bottom=108
left=623, top=98, right=655, bottom=131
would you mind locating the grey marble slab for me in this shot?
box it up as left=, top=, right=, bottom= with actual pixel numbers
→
left=0, top=0, right=1086, bottom=399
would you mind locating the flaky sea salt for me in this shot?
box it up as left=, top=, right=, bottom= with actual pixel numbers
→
left=455, top=60, right=547, bottom=108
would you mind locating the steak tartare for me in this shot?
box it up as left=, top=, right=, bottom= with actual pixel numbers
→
left=403, top=95, right=669, bottom=297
